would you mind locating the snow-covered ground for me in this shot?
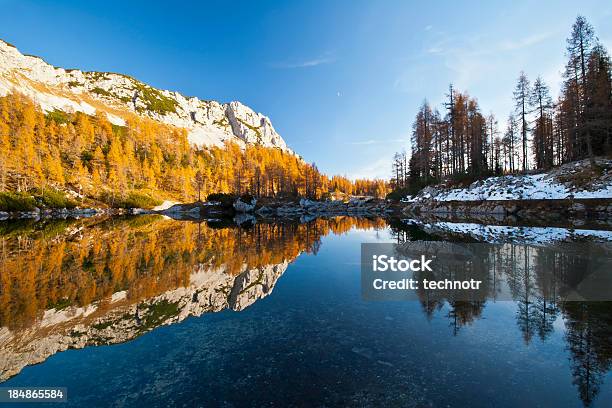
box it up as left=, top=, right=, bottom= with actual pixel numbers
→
left=406, top=160, right=612, bottom=202
left=405, top=219, right=612, bottom=244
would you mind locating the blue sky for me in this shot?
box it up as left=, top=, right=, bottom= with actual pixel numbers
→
left=1, top=0, right=611, bottom=179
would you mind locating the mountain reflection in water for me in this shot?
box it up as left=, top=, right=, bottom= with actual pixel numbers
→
left=0, top=215, right=386, bottom=381
left=0, top=215, right=610, bottom=407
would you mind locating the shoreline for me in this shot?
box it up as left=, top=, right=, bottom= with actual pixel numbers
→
left=403, top=197, right=612, bottom=221
left=2, top=196, right=611, bottom=224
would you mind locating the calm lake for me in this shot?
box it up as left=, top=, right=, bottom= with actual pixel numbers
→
left=1, top=215, right=611, bottom=407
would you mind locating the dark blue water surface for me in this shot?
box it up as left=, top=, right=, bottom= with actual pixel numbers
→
left=3, top=222, right=612, bottom=407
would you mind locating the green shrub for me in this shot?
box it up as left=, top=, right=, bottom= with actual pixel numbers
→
left=36, top=188, right=78, bottom=209
left=133, top=83, right=178, bottom=115
left=141, top=300, right=180, bottom=330
left=111, top=124, right=127, bottom=137
left=91, top=87, right=112, bottom=97
left=46, top=110, right=70, bottom=125
left=107, top=191, right=162, bottom=209
left=0, top=192, right=37, bottom=212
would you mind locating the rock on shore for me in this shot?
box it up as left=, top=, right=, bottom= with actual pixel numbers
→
left=404, top=198, right=612, bottom=221
left=0, top=207, right=118, bottom=221
left=255, top=197, right=394, bottom=217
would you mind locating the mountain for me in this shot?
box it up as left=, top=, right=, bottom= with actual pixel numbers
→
left=0, top=39, right=291, bottom=152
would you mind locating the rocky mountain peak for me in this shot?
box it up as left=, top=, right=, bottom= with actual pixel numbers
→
left=0, top=39, right=292, bottom=152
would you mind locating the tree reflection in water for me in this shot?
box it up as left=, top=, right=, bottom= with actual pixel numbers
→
left=0, top=215, right=386, bottom=381
left=0, top=216, right=610, bottom=406
left=390, top=221, right=612, bottom=407
left=0, top=215, right=386, bottom=330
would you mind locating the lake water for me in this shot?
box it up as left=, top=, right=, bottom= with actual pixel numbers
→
left=1, top=215, right=611, bottom=407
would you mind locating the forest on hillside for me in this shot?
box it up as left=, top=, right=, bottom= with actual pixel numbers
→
left=0, top=92, right=387, bottom=211
left=391, top=16, right=612, bottom=196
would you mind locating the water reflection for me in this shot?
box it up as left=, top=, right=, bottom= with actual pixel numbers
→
left=388, top=222, right=612, bottom=407
left=0, top=215, right=610, bottom=406
left=0, top=215, right=385, bottom=381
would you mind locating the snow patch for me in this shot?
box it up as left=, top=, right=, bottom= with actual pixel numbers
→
left=409, top=161, right=612, bottom=202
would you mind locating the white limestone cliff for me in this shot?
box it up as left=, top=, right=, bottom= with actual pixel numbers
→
left=0, top=39, right=291, bottom=152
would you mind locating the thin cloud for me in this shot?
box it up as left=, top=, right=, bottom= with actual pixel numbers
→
left=351, top=157, right=392, bottom=180
left=270, top=53, right=336, bottom=69
left=347, top=138, right=408, bottom=145
left=498, top=32, right=555, bottom=51
left=427, top=46, right=444, bottom=55
left=397, top=29, right=560, bottom=94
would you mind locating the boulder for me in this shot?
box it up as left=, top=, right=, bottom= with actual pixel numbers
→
left=299, top=198, right=319, bottom=208
left=491, top=205, right=506, bottom=215
left=233, top=198, right=257, bottom=213
left=569, top=203, right=586, bottom=213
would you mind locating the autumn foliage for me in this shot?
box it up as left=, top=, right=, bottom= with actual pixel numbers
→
left=391, top=16, right=612, bottom=195
left=0, top=215, right=386, bottom=329
left=0, top=92, right=388, bottom=206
